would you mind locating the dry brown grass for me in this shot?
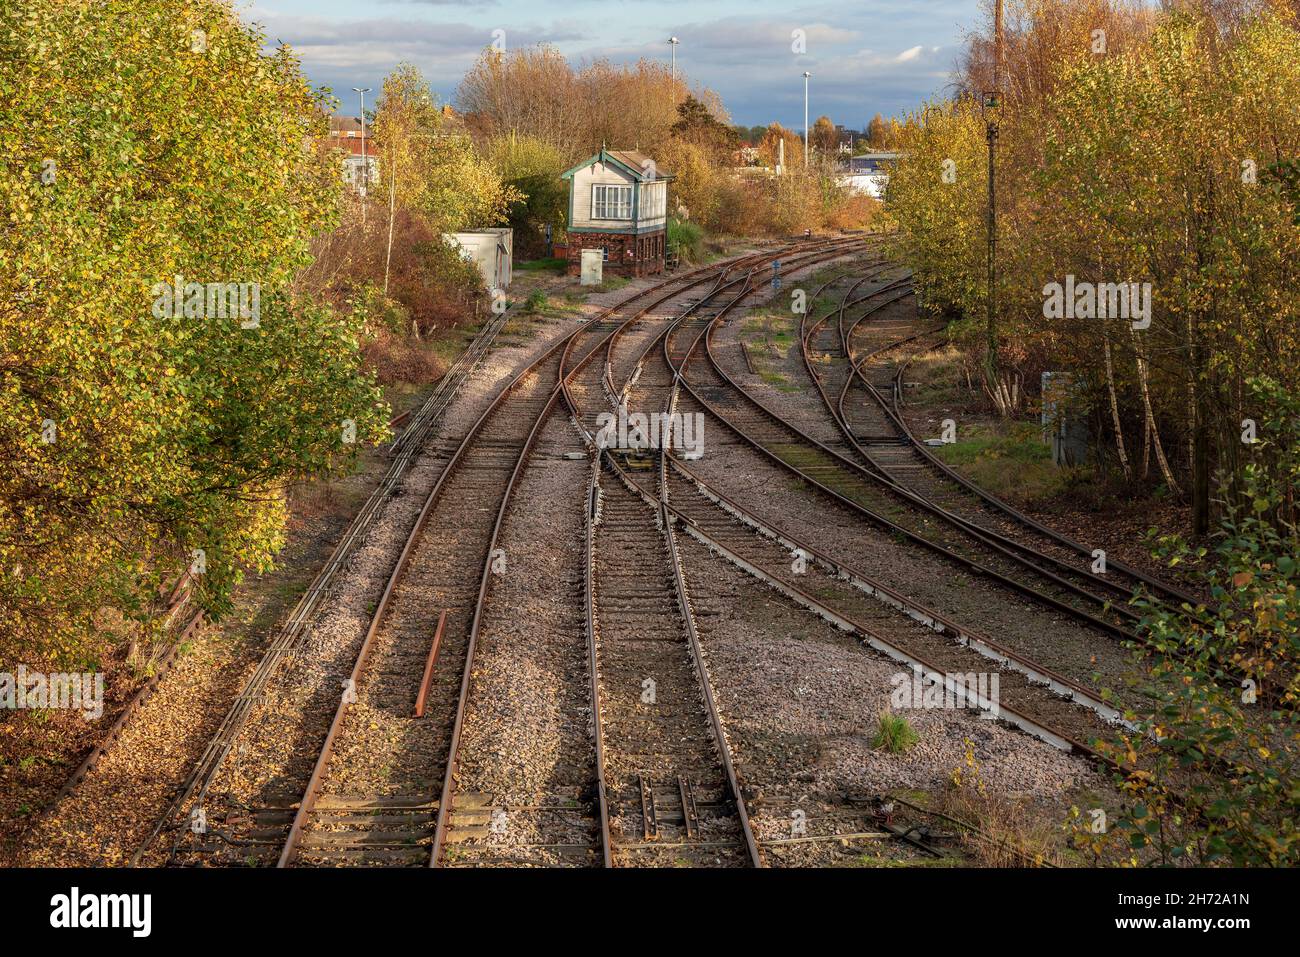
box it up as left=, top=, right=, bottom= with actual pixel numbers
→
left=934, top=739, right=1065, bottom=867
left=361, top=329, right=448, bottom=386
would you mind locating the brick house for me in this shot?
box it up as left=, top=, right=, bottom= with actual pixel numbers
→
left=560, top=149, right=672, bottom=277
left=327, top=116, right=380, bottom=191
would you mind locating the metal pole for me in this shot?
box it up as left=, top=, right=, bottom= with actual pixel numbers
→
left=803, top=72, right=811, bottom=168
left=670, top=37, right=679, bottom=104
left=985, top=1, right=1002, bottom=377
left=353, top=86, right=371, bottom=224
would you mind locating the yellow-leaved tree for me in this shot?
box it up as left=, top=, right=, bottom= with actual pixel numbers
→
left=0, top=0, right=389, bottom=668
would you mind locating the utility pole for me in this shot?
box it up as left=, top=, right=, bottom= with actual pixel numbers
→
left=803, top=71, right=811, bottom=168
left=384, top=159, right=396, bottom=296
left=669, top=36, right=679, bottom=102
left=353, top=86, right=371, bottom=224
left=983, top=1, right=1003, bottom=379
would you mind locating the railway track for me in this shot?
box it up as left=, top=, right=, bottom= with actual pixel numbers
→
left=562, top=240, right=872, bottom=867
left=588, top=463, right=759, bottom=866
left=563, top=243, right=1124, bottom=864
left=562, top=255, right=1173, bottom=806
left=668, top=276, right=1165, bottom=644
left=813, top=280, right=1199, bottom=609
left=134, top=240, right=858, bottom=868
left=644, top=263, right=1259, bottom=818
left=432, top=240, right=867, bottom=868
left=127, top=302, right=517, bottom=866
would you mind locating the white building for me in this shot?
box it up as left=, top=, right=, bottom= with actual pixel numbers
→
left=443, top=228, right=513, bottom=291
left=841, top=152, right=900, bottom=199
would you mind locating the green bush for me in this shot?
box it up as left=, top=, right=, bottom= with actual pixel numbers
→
left=871, top=710, right=919, bottom=753
left=668, top=215, right=705, bottom=263
left=1080, top=376, right=1300, bottom=866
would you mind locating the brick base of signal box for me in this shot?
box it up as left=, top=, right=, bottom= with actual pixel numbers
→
left=565, top=230, right=667, bottom=278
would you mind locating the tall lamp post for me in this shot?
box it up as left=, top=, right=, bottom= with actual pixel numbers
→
left=669, top=37, right=679, bottom=102
left=802, top=71, right=811, bottom=168
left=983, top=1, right=1003, bottom=379
left=353, top=86, right=372, bottom=223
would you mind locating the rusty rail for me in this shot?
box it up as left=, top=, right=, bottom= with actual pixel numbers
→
left=413, top=610, right=447, bottom=718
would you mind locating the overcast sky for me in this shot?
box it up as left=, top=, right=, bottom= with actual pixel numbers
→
left=244, top=0, right=978, bottom=129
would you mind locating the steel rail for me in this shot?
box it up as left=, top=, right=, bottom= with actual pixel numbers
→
left=280, top=333, right=580, bottom=867
left=829, top=307, right=1276, bottom=703
left=645, top=275, right=1120, bottom=757
left=825, top=290, right=1193, bottom=608
left=581, top=455, right=613, bottom=867
left=612, top=264, right=1237, bottom=842
left=880, top=339, right=1200, bottom=605
left=815, top=282, right=1148, bottom=613
left=569, top=259, right=1154, bottom=745
left=727, top=275, right=1151, bottom=630
left=667, top=311, right=1138, bottom=640
left=560, top=240, right=869, bottom=867
left=276, top=251, right=793, bottom=868
left=572, top=251, right=1230, bottom=863
left=134, top=300, right=518, bottom=867
left=427, top=241, right=857, bottom=867
left=663, top=454, right=1133, bottom=729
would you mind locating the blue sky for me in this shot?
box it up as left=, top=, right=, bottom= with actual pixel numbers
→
left=242, top=0, right=978, bottom=128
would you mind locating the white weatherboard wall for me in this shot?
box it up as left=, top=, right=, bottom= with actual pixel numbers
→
left=571, top=161, right=635, bottom=230
left=444, top=228, right=513, bottom=290
left=571, top=162, right=668, bottom=232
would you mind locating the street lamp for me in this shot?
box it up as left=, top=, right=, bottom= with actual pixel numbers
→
left=353, top=86, right=372, bottom=222
left=669, top=37, right=679, bottom=102
left=984, top=0, right=1003, bottom=378
left=802, top=71, right=811, bottom=168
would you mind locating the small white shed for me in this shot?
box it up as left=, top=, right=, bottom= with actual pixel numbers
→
left=443, top=228, right=513, bottom=291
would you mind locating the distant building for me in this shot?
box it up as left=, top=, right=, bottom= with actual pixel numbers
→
left=560, top=148, right=673, bottom=278
left=327, top=116, right=380, bottom=191
left=841, top=152, right=900, bottom=199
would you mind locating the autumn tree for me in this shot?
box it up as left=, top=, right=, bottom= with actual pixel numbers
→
left=888, top=4, right=1300, bottom=530
left=866, top=112, right=889, bottom=148
left=671, top=95, right=739, bottom=162
left=0, top=0, right=389, bottom=665
left=456, top=46, right=716, bottom=165
left=484, top=131, right=569, bottom=254
left=374, top=63, right=520, bottom=238
left=809, top=115, right=839, bottom=158
left=758, top=122, right=804, bottom=169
